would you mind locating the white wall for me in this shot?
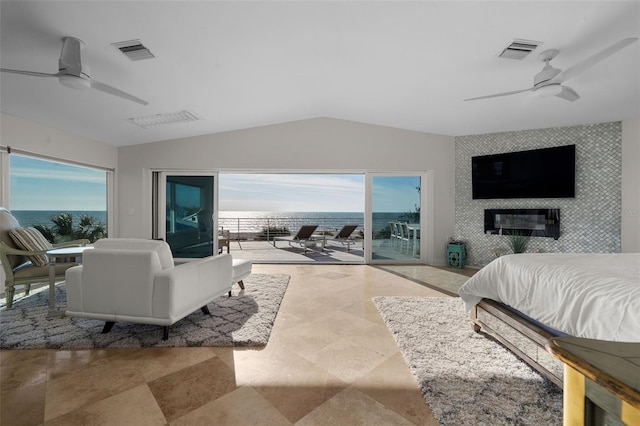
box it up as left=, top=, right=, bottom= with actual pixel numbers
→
left=0, top=113, right=118, bottom=170
left=622, top=116, right=640, bottom=252
left=117, top=117, right=456, bottom=265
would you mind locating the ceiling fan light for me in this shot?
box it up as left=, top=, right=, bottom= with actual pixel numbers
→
left=59, top=74, right=90, bottom=90
left=534, top=84, right=562, bottom=97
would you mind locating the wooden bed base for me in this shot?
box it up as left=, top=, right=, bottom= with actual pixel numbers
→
left=470, top=299, right=564, bottom=388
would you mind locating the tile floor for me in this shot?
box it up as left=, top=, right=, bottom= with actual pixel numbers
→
left=1, top=264, right=472, bottom=425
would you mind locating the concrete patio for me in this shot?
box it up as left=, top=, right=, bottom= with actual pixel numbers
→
left=223, top=240, right=365, bottom=263
left=222, top=238, right=421, bottom=264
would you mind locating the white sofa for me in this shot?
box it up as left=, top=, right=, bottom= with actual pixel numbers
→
left=65, top=238, right=233, bottom=340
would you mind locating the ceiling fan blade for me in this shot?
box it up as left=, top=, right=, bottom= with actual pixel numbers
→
left=555, top=86, right=580, bottom=102
left=90, top=79, right=148, bottom=105
left=554, top=37, right=638, bottom=83
left=1, top=68, right=59, bottom=78
left=464, top=88, right=531, bottom=101
left=59, top=36, right=84, bottom=75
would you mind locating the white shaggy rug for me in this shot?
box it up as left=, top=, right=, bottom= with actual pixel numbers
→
left=373, top=296, right=562, bottom=426
left=1, top=274, right=289, bottom=349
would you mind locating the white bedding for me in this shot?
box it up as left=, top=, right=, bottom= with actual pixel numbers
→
left=458, top=253, right=640, bottom=342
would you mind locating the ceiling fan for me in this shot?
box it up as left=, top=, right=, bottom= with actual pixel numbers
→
left=0, top=36, right=148, bottom=105
left=465, top=37, right=638, bottom=102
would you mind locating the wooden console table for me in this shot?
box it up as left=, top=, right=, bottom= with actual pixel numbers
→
left=547, top=337, right=640, bottom=426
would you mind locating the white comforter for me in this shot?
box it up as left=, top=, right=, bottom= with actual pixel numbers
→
left=458, top=253, right=640, bottom=342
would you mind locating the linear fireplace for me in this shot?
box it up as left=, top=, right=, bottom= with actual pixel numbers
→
left=484, top=208, right=560, bottom=239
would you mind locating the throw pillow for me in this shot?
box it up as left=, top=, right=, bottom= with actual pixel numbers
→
left=9, top=227, right=53, bottom=267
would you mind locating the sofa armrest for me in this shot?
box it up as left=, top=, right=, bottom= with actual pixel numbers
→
left=153, top=253, right=233, bottom=321
left=65, top=265, right=84, bottom=311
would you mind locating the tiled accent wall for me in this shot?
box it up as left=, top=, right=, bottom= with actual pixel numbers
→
left=455, top=122, right=622, bottom=267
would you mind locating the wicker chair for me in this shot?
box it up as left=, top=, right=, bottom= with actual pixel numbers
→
left=0, top=207, right=88, bottom=308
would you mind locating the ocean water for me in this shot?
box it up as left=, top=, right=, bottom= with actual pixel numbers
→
left=10, top=210, right=411, bottom=235
left=219, top=211, right=365, bottom=234
left=219, top=211, right=413, bottom=234
left=11, top=210, right=108, bottom=228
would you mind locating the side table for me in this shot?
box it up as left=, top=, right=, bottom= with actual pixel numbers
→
left=46, top=246, right=93, bottom=318
left=547, top=336, right=640, bottom=426
left=447, top=242, right=466, bottom=269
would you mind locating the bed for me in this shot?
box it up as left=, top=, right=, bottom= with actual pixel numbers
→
left=458, top=253, right=640, bottom=387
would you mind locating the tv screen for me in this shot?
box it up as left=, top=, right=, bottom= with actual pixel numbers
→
left=472, top=145, right=576, bottom=199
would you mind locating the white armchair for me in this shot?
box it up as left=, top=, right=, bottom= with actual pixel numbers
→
left=65, top=238, right=233, bottom=340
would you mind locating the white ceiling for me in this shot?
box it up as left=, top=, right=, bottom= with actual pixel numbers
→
left=1, top=1, right=639, bottom=147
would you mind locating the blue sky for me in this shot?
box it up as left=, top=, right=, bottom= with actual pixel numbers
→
left=220, top=174, right=420, bottom=212
left=10, top=155, right=107, bottom=210
left=371, top=176, right=421, bottom=213
left=219, top=174, right=365, bottom=212
left=9, top=155, right=420, bottom=213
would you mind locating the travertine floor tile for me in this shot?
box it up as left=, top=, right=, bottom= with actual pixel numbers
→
left=295, top=387, right=415, bottom=425
left=107, top=346, right=223, bottom=382
left=379, top=265, right=471, bottom=295
left=44, top=355, right=146, bottom=421
left=45, top=348, right=115, bottom=381
left=148, top=356, right=238, bottom=422
left=304, top=337, right=390, bottom=384
left=170, top=386, right=292, bottom=425
left=45, top=384, right=166, bottom=426
left=230, top=348, right=348, bottom=422
left=1, top=381, right=46, bottom=426
left=353, top=353, right=439, bottom=425
left=0, top=349, right=48, bottom=388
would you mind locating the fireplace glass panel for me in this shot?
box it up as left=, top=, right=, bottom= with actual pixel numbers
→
left=484, top=209, right=560, bottom=239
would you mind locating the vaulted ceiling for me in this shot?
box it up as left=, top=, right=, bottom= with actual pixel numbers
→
left=1, top=1, right=639, bottom=146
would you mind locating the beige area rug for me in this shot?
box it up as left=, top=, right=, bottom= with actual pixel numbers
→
left=0, top=274, right=289, bottom=349
left=374, top=296, right=562, bottom=426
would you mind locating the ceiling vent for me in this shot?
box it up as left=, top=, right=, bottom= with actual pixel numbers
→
left=498, top=39, right=542, bottom=60
left=112, top=39, right=155, bottom=61
left=129, top=110, right=200, bottom=129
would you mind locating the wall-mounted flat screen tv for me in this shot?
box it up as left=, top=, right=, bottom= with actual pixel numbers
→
left=472, top=144, right=576, bottom=199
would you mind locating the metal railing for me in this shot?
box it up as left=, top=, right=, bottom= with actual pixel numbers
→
left=219, top=216, right=365, bottom=242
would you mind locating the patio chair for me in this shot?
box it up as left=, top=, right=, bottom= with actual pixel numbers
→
left=389, top=221, right=400, bottom=249
left=327, top=225, right=359, bottom=251
left=0, top=207, right=88, bottom=308
left=397, top=221, right=412, bottom=254
left=272, top=225, right=322, bottom=253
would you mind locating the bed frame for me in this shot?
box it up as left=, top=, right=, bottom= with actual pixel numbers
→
left=470, top=299, right=564, bottom=388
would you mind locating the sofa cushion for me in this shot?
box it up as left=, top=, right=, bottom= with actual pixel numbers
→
left=93, top=238, right=174, bottom=269
left=9, top=227, right=53, bottom=267
left=232, top=258, right=252, bottom=283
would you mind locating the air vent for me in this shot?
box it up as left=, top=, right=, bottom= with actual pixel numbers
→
left=129, top=110, right=200, bottom=129
left=112, top=39, right=155, bottom=61
left=498, top=39, right=542, bottom=60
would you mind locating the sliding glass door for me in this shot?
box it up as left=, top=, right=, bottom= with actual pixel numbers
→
left=366, top=174, right=424, bottom=263
left=155, top=172, right=217, bottom=259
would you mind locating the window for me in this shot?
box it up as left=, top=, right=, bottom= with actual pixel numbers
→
left=8, top=154, right=110, bottom=242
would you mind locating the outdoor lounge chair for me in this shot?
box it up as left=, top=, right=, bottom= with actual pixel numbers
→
left=272, top=225, right=322, bottom=253
left=327, top=225, right=359, bottom=251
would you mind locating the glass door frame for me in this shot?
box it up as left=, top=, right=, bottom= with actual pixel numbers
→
left=364, top=171, right=431, bottom=264
left=155, top=170, right=219, bottom=260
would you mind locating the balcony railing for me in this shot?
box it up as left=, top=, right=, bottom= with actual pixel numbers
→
left=219, top=216, right=365, bottom=242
